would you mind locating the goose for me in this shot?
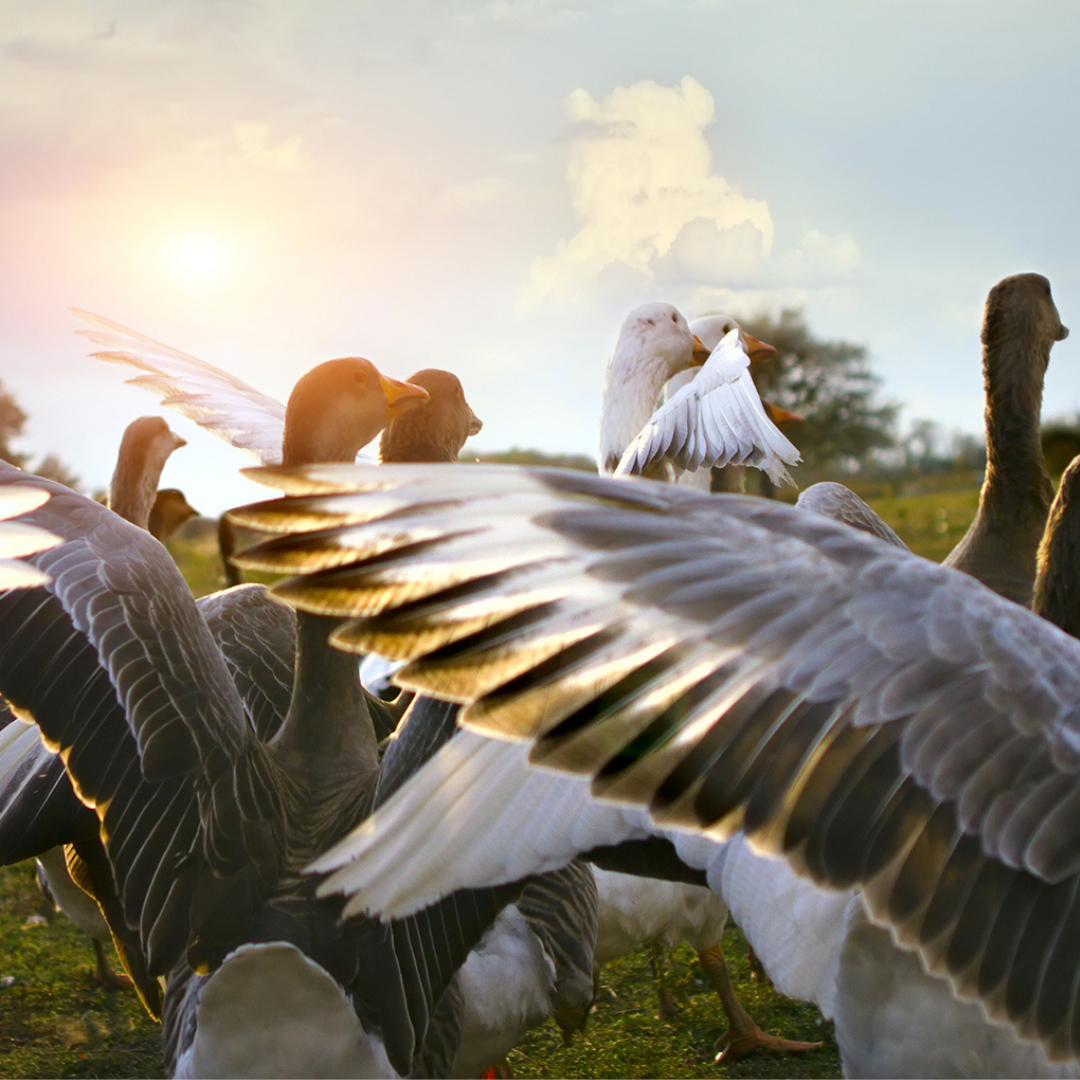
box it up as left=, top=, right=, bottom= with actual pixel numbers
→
left=595, top=307, right=815, bottom=1060
left=667, top=315, right=804, bottom=495
left=0, top=357, right=539, bottom=1078
left=149, top=489, right=199, bottom=544
left=70, top=322, right=600, bottom=1075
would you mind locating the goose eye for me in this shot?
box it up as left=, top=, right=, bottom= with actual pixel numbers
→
left=354, top=370, right=368, bottom=384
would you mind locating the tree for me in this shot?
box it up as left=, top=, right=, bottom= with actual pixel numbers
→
left=473, top=448, right=597, bottom=473
left=0, top=382, right=29, bottom=469
left=741, top=309, right=898, bottom=472
left=0, top=379, right=79, bottom=488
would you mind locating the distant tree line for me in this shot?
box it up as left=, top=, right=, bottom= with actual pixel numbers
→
left=0, top=380, right=80, bottom=488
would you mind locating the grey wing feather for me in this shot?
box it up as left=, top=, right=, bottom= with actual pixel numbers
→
left=0, top=464, right=287, bottom=974
left=199, top=585, right=296, bottom=742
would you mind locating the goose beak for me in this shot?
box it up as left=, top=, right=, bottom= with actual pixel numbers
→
left=380, top=375, right=429, bottom=420
left=1058, top=324, right=1070, bottom=341
left=742, top=332, right=778, bottom=363
left=172, top=433, right=187, bottom=450
left=468, top=408, right=483, bottom=437
left=763, top=400, right=803, bottom=430
left=691, top=335, right=711, bottom=365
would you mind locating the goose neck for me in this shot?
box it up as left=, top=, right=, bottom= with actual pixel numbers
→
left=108, top=456, right=162, bottom=531
left=980, top=333, right=1052, bottom=513
left=272, top=611, right=380, bottom=782
left=599, top=355, right=673, bottom=475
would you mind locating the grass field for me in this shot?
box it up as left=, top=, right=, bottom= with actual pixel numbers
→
left=0, top=471, right=988, bottom=1077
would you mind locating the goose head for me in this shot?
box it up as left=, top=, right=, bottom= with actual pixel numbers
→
left=689, top=314, right=778, bottom=364
left=377, top=368, right=482, bottom=464
left=148, top=488, right=198, bottom=543
left=108, top=416, right=186, bottom=529
left=982, top=273, right=1068, bottom=385
left=600, top=303, right=699, bottom=474
left=282, top=357, right=429, bottom=466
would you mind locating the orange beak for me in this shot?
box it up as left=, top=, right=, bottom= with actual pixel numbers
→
left=380, top=374, right=430, bottom=420
left=763, top=400, right=804, bottom=430
left=742, top=331, right=778, bottom=363
left=691, top=334, right=711, bottom=365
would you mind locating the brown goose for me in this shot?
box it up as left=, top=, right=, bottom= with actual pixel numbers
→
left=149, top=489, right=199, bottom=544
left=940, top=273, right=1067, bottom=604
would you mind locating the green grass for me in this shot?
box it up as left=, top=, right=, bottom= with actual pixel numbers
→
left=512, top=930, right=839, bottom=1079
left=0, top=471, right=986, bottom=1077
left=0, top=865, right=162, bottom=1079
left=0, top=859, right=839, bottom=1079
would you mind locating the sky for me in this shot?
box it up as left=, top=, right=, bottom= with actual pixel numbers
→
left=2, top=0, right=1079, bottom=513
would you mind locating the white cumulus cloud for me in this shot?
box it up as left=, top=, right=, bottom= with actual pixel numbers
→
left=521, top=75, right=774, bottom=307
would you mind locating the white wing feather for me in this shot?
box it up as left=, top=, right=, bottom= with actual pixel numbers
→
left=75, top=310, right=291, bottom=466
left=616, top=327, right=801, bottom=485
left=0, top=486, right=58, bottom=587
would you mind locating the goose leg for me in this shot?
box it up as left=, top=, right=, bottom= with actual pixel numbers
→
left=746, top=942, right=768, bottom=983
left=91, top=938, right=133, bottom=992
left=699, top=944, right=821, bottom=1062
left=648, top=943, right=683, bottom=1020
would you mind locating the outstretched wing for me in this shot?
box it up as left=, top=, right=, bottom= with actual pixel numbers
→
left=0, top=465, right=288, bottom=977
left=74, top=310, right=288, bottom=465
left=234, top=460, right=1080, bottom=1063
left=617, top=329, right=800, bottom=484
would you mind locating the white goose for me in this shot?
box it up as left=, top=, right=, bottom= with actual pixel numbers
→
left=594, top=306, right=816, bottom=1059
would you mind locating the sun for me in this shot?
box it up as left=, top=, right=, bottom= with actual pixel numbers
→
left=165, top=234, right=232, bottom=282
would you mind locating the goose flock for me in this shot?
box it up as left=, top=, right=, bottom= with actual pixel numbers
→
left=0, top=272, right=1074, bottom=1078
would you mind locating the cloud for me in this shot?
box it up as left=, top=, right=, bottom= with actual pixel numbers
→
left=521, top=76, right=774, bottom=307
left=780, top=228, right=860, bottom=279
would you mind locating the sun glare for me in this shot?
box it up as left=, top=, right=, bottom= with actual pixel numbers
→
left=165, top=234, right=232, bottom=282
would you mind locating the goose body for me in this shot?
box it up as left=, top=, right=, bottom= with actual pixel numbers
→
left=598, top=302, right=698, bottom=477
left=169, top=942, right=395, bottom=1079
